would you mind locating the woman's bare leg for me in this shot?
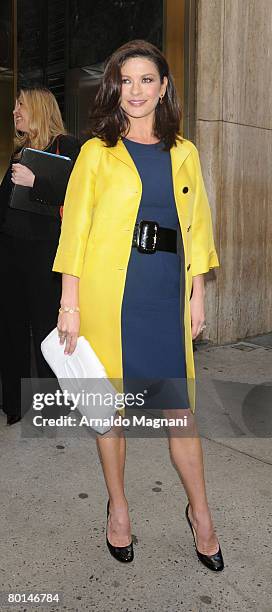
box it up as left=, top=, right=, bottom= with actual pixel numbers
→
left=96, top=424, right=131, bottom=547
left=165, top=409, right=219, bottom=555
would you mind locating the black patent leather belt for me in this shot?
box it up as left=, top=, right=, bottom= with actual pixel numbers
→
left=132, top=220, right=177, bottom=254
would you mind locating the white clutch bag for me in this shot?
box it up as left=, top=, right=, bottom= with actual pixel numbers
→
left=41, top=328, right=118, bottom=434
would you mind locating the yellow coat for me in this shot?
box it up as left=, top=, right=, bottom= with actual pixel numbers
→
left=53, top=137, right=219, bottom=411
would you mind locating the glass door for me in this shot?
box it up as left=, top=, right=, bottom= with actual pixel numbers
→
left=0, top=0, right=17, bottom=181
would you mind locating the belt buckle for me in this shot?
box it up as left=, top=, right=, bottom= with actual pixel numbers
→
left=136, top=220, right=159, bottom=254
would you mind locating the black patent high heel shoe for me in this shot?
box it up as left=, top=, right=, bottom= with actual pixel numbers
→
left=185, top=503, right=224, bottom=571
left=106, top=500, right=134, bottom=563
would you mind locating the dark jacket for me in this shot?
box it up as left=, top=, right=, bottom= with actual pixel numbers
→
left=0, top=134, right=80, bottom=240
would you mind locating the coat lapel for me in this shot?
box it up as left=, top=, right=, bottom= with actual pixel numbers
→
left=170, top=139, right=192, bottom=177
left=107, top=138, right=139, bottom=175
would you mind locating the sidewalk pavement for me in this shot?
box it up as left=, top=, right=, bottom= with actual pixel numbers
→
left=0, top=334, right=271, bottom=612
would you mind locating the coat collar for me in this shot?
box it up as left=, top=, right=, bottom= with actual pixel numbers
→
left=107, top=138, right=192, bottom=177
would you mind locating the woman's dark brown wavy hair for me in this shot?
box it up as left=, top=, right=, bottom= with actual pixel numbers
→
left=89, top=39, right=182, bottom=150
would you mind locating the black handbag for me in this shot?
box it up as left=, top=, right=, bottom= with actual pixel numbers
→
left=9, top=145, right=72, bottom=217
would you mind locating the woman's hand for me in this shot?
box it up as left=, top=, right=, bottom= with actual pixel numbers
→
left=190, top=274, right=206, bottom=339
left=11, top=163, right=35, bottom=187
left=57, top=311, right=80, bottom=355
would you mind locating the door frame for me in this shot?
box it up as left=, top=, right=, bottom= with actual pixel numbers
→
left=164, top=0, right=196, bottom=140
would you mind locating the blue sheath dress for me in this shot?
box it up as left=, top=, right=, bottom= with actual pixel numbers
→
left=121, top=139, right=189, bottom=409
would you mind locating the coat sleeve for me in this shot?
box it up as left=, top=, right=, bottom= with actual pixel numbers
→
left=52, top=139, right=102, bottom=278
left=190, top=144, right=219, bottom=276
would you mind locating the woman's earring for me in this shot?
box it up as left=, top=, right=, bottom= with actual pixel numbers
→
left=159, top=94, right=164, bottom=105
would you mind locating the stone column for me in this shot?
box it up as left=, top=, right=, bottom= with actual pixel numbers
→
left=196, top=0, right=272, bottom=343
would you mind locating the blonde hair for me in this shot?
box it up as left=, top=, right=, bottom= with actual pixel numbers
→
left=14, top=87, right=66, bottom=153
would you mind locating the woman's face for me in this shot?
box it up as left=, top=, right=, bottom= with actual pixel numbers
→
left=120, top=57, right=167, bottom=121
left=13, top=94, right=30, bottom=133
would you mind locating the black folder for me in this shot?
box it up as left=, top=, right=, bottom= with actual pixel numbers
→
left=9, top=147, right=73, bottom=217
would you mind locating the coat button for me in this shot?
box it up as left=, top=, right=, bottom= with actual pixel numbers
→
left=187, top=263, right=191, bottom=271
left=183, top=186, right=189, bottom=194
left=187, top=225, right=191, bottom=232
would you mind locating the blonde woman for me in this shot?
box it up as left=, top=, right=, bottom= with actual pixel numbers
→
left=0, top=87, right=80, bottom=425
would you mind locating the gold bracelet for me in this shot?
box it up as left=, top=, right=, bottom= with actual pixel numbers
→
left=59, top=306, right=80, bottom=314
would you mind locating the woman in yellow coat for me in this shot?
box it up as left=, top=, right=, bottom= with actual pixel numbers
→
left=53, top=40, right=224, bottom=570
